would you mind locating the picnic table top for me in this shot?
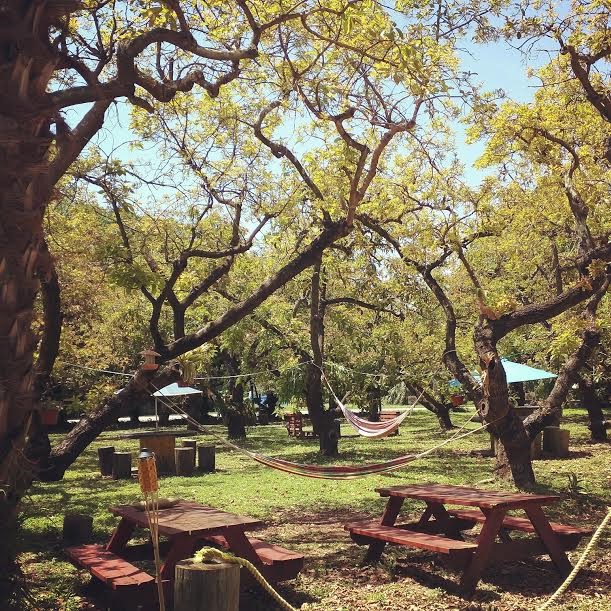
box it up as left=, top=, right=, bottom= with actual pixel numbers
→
left=110, top=500, right=263, bottom=536
left=375, top=483, right=559, bottom=510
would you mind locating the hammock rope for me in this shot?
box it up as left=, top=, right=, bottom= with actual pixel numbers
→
left=150, top=381, right=489, bottom=480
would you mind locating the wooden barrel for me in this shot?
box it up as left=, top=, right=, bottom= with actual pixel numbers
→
left=197, top=445, right=215, bottom=473
left=112, top=451, right=132, bottom=479
left=98, top=446, right=114, bottom=476
left=182, top=439, right=197, bottom=466
left=175, top=447, right=195, bottom=476
left=174, top=560, right=239, bottom=611
left=63, top=513, right=93, bottom=543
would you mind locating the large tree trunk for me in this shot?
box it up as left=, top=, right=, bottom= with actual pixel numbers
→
left=578, top=377, right=608, bottom=442
left=39, top=365, right=181, bottom=481
left=305, top=256, right=338, bottom=456
left=406, top=382, right=454, bottom=430
left=224, top=353, right=246, bottom=440
left=474, top=325, right=536, bottom=487
left=34, top=238, right=62, bottom=400
left=577, top=376, right=608, bottom=442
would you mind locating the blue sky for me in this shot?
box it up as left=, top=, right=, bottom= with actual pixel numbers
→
left=81, top=33, right=546, bottom=198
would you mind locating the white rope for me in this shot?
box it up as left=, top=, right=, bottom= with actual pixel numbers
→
left=58, top=362, right=135, bottom=377
left=194, top=359, right=312, bottom=380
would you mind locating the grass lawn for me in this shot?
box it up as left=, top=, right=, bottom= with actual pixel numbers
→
left=20, top=407, right=611, bottom=610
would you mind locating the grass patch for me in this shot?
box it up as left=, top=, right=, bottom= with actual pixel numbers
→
left=19, top=407, right=611, bottom=610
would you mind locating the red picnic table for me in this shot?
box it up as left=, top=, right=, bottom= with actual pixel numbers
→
left=66, top=500, right=304, bottom=608
left=345, top=483, right=592, bottom=593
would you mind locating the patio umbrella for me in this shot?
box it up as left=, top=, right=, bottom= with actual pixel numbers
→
left=449, top=359, right=557, bottom=387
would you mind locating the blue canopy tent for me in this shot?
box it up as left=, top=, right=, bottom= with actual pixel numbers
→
left=152, top=383, right=202, bottom=428
left=450, top=359, right=557, bottom=387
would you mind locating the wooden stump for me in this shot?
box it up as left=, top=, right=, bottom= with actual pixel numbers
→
left=197, top=445, right=216, bottom=473
left=531, top=432, right=543, bottom=460
left=543, top=427, right=570, bottom=457
left=139, top=434, right=176, bottom=473
left=174, top=560, right=239, bottom=611
left=175, top=447, right=195, bottom=476
left=112, top=451, right=132, bottom=479
left=63, top=513, right=93, bottom=544
left=98, top=446, right=115, bottom=476
left=182, top=439, right=197, bottom=466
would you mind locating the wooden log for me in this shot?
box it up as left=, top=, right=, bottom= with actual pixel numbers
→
left=197, top=445, right=216, bottom=473
left=139, top=434, right=176, bottom=472
left=543, top=427, right=570, bottom=458
left=97, top=446, right=115, bottom=476
left=182, top=439, right=197, bottom=466
left=63, top=513, right=93, bottom=543
left=531, top=432, right=543, bottom=460
left=112, top=451, right=132, bottom=479
left=174, top=560, right=239, bottom=611
left=175, top=447, right=195, bottom=476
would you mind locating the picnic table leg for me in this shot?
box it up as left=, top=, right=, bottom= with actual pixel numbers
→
left=459, top=508, right=506, bottom=594
left=364, top=496, right=404, bottom=564
left=106, top=518, right=136, bottom=554
left=222, top=530, right=265, bottom=567
left=425, top=502, right=465, bottom=540
left=160, top=534, right=198, bottom=582
left=524, top=505, right=572, bottom=576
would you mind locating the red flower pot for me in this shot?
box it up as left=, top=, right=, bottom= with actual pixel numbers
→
left=41, top=408, right=60, bottom=426
left=450, top=394, right=465, bottom=407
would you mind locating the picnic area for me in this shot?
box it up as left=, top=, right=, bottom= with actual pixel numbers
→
left=2, top=1, right=610, bottom=610
left=21, top=407, right=610, bottom=610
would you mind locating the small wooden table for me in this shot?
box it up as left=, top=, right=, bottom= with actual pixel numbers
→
left=345, top=483, right=591, bottom=593
left=115, top=430, right=194, bottom=472
left=66, top=501, right=304, bottom=607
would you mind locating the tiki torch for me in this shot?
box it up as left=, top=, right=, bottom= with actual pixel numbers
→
left=138, top=448, right=165, bottom=611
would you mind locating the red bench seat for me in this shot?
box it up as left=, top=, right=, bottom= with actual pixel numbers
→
left=344, top=520, right=476, bottom=559
left=203, top=535, right=304, bottom=581
left=446, top=509, right=593, bottom=537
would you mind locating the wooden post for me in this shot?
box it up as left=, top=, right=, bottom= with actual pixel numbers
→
left=197, top=445, right=216, bottom=472
left=174, top=560, right=239, bottom=611
left=112, top=451, right=132, bottom=479
left=175, top=447, right=195, bottom=476
left=62, top=513, right=93, bottom=544
left=182, top=439, right=197, bottom=466
left=543, top=427, right=570, bottom=458
left=98, top=446, right=115, bottom=476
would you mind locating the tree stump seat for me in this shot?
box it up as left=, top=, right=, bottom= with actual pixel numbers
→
left=202, top=534, right=304, bottom=581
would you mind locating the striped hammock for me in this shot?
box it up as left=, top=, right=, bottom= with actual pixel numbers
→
left=151, top=379, right=484, bottom=480
left=338, top=401, right=410, bottom=437
left=324, top=374, right=411, bottom=438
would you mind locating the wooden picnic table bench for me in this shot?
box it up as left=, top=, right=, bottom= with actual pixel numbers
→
left=379, top=410, right=401, bottom=435
left=285, top=412, right=317, bottom=439
left=65, top=500, right=304, bottom=608
left=345, top=483, right=591, bottom=593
